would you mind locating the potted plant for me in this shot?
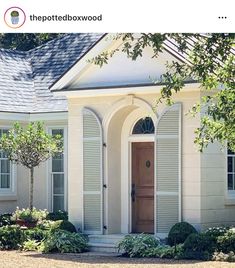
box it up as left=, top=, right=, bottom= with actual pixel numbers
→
left=11, top=207, right=48, bottom=228
left=10, top=10, right=20, bottom=25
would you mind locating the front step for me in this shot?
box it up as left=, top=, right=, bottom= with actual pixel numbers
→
left=88, top=234, right=125, bottom=253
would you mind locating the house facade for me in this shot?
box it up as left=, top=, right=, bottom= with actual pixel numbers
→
left=0, top=33, right=235, bottom=237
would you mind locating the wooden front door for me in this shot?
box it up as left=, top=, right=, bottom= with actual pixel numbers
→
left=131, top=142, right=154, bottom=233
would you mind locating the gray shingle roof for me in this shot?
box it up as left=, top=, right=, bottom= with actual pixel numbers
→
left=0, top=33, right=104, bottom=113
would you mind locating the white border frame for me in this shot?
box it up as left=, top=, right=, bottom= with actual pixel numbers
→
left=47, top=126, right=68, bottom=212
left=0, top=126, right=17, bottom=199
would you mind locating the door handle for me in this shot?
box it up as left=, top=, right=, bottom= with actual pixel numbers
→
left=131, top=183, right=135, bottom=202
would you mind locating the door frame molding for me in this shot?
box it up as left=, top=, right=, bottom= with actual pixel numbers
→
left=121, top=108, right=156, bottom=234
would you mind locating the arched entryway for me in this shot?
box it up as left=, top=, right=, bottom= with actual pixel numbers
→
left=121, top=107, right=156, bottom=234
left=81, top=96, right=182, bottom=236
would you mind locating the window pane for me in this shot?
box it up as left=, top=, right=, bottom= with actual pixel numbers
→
left=1, top=175, right=10, bottom=188
left=53, top=196, right=64, bottom=212
left=228, top=174, right=234, bottom=190
left=53, top=174, right=64, bottom=194
left=132, top=117, right=155, bottom=134
left=228, top=157, right=233, bottom=172
left=52, top=129, right=64, bottom=137
left=52, top=159, right=64, bottom=172
left=1, top=160, right=10, bottom=173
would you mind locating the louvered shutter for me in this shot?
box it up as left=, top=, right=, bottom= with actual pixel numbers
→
left=156, top=103, right=181, bottom=234
left=83, top=108, right=103, bottom=234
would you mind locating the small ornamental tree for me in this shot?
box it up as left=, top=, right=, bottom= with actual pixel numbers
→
left=0, top=122, right=62, bottom=210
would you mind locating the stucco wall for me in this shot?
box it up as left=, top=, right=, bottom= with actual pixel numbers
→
left=201, top=143, right=235, bottom=229
left=67, top=89, right=203, bottom=233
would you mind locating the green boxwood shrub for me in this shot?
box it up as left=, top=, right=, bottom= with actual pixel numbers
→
left=0, top=225, right=22, bottom=250
left=144, top=244, right=184, bottom=259
left=183, top=233, right=216, bottom=260
left=49, top=220, right=76, bottom=233
left=217, top=229, right=235, bottom=253
left=38, top=230, right=88, bottom=253
left=0, top=213, right=13, bottom=227
left=118, top=234, right=160, bottom=257
left=46, top=211, right=68, bottom=221
left=168, top=222, right=197, bottom=246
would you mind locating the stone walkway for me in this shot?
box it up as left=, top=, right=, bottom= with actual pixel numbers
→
left=0, top=251, right=234, bottom=268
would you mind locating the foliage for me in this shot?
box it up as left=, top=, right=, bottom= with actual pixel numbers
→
left=217, top=228, right=235, bottom=253
left=143, top=244, right=184, bottom=259
left=38, top=230, right=88, bottom=253
left=37, top=220, right=55, bottom=230
left=0, top=33, right=62, bottom=51
left=23, top=228, right=48, bottom=242
left=183, top=233, right=216, bottom=260
left=0, top=122, right=62, bottom=209
left=10, top=11, right=19, bottom=17
left=212, top=251, right=235, bottom=262
left=92, top=33, right=235, bottom=152
left=50, top=220, right=77, bottom=233
left=22, top=239, right=40, bottom=251
left=168, top=222, right=197, bottom=246
left=46, top=210, right=68, bottom=221
left=0, top=213, right=13, bottom=227
left=118, top=234, right=160, bottom=257
left=11, top=207, right=48, bottom=223
left=0, top=225, right=22, bottom=250
left=204, top=226, right=228, bottom=240
left=37, top=219, right=76, bottom=233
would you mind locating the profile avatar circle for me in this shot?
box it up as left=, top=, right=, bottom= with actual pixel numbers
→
left=4, top=7, right=26, bottom=28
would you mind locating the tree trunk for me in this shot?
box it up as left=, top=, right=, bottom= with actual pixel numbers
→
left=29, top=168, right=34, bottom=210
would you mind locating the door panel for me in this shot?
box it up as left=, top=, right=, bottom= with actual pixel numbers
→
left=132, top=142, right=154, bottom=233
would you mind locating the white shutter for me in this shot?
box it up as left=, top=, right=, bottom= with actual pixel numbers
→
left=83, top=108, right=103, bottom=234
left=156, top=103, right=181, bottom=234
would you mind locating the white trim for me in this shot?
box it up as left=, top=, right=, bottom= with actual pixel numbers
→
left=30, top=112, right=68, bottom=122
left=56, top=83, right=201, bottom=98
left=128, top=135, right=155, bottom=142
left=0, top=127, right=17, bottom=197
left=0, top=112, right=68, bottom=122
left=47, top=126, right=68, bottom=212
left=178, top=103, right=182, bottom=222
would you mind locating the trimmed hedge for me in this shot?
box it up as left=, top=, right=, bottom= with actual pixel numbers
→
left=168, top=222, right=197, bottom=246
left=0, top=225, right=22, bottom=250
left=50, top=220, right=77, bottom=233
left=46, top=211, right=68, bottom=221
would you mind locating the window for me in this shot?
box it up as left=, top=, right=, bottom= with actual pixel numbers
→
left=51, top=129, right=65, bottom=212
left=0, top=129, right=11, bottom=191
left=228, top=148, right=235, bottom=191
left=132, top=117, right=155, bottom=134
